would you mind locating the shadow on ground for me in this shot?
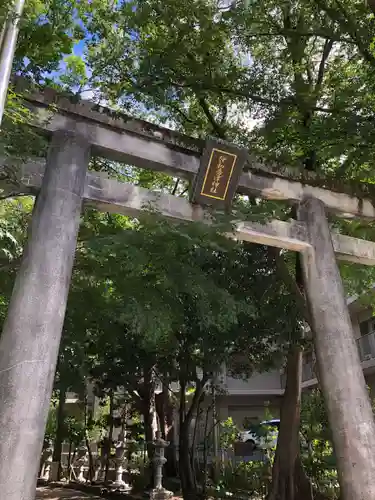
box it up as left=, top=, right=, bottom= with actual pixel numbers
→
left=36, top=487, right=101, bottom=500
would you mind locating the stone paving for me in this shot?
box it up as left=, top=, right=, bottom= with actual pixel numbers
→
left=36, top=487, right=102, bottom=500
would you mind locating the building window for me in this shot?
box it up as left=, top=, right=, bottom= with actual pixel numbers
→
left=359, top=317, right=375, bottom=337
left=358, top=316, right=375, bottom=360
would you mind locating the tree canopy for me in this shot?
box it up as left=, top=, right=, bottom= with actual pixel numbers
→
left=76, top=0, right=375, bottom=181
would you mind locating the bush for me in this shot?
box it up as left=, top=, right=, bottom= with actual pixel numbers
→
left=300, top=389, right=339, bottom=499
left=129, top=455, right=151, bottom=492
left=215, top=460, right=270, bottom=498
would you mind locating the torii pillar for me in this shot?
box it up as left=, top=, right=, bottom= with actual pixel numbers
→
left=298, top=196, right=375, bottom=500
left=0, top=130, right=90, bottom=500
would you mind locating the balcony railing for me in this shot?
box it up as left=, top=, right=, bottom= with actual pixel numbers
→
left=280, top=362, right=316, bottom=387
left=299, top=333, right=375, bottom=385
left=357, top=331, right=375, bottom=362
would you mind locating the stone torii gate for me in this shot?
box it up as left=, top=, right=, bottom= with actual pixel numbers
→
left=1, top=86, right=375, bottom=500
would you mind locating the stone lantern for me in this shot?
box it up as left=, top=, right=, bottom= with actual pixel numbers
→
left=39, top=441, right=53, bottom=481
left=151, top=432, right=173, bottom=500
left=111, top=431, right=131, bottom=491
left=96, top=435, right=111, bottom=483
left=75, top=443, right=88, bottom=483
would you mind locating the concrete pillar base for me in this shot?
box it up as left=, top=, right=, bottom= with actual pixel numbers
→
left=150, top=487, right=173, bottom=500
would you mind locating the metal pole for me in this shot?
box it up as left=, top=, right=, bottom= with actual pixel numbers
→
left=0, top=0, right=26, bottom=126
left=0, top=130, right=90, bottom=500
left=298, top=196, right=375, bottom=500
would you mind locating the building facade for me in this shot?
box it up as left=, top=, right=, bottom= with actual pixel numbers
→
left=300, top=294, right=375, bottom=395
left=216, top=292, right=375, bottom=433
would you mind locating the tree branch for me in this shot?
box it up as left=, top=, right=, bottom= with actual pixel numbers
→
left=219, top=103, right=228, bottom=126
left=268, top=247, right=312, bottom=326
left=170, top=79, right=281, bottom=106
left=179, top=186, right=189, bottom=197
left=336, top=143, right=371, bottom=174
left=314, top=0, right=375, bottom=67
left=169, top=102, right=195, bottom=124
left=171, top=76, right=371, bottom=119
left=315, top=38, right=334, bottom=93
left=172, top=76, right=375, bottom=119
left=171, top=179, right=179, bottom=195
left=184, top=376, right=208, bottom=425
left=242, top=30, right=356, bottom=44
left=197, top=97, right=226, bottom=138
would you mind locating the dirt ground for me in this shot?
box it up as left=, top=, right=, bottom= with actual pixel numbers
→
left=36, top=487, right=102, bottom=500
left=36, top=486, right=183, bottom=500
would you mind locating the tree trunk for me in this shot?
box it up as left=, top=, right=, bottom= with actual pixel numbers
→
left=166, top=422, right=177, bottom=477
left=143, top=395, right=155, bottom=458
left=104, top=391, right=114, bottom=483
left=83, top=392, right=95, bottom=482
left=141, top=365, right=156, bottom=488
left=294, top=457, right=328, bottom=500
left=178, top=378, right=207, bottom=500
left=85, top=433, right=94, bottom=482
left=155, top=389, right=166, bottom=440
left=67, top=441, right=72, bottom=472
left=155, top=385, right=177, bottom=476
left=179, top=418, right=196, bottom=500
left=52, top=387, right=66, bottom=478
left=268, top=346, right=330, bottom=500
left=268, top=346, right=303, bottom=500
left=201, top=403, right=212, bottom=497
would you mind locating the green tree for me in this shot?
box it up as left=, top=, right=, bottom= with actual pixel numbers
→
left=300, top=389, right=338, bottom=498
left=0, top=197, right=33, bottom=324
left=76, top=2, right=375, bottom=498
left=1, top=0, right=90, bottom=168
left=60, top=206, right=300, bottom=496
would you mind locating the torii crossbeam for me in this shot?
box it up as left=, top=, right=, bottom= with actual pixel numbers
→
left=0, top=86, right=375, bottom=500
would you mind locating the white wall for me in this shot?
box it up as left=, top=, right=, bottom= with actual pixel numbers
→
left=224, top=370, right=284, bottom=395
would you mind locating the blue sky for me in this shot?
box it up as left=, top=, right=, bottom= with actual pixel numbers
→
left=73, top=39, right=86, bottom=58
left=44, top=33, right=90, bottom=85
left=35, top=0, right=137, bottom=85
